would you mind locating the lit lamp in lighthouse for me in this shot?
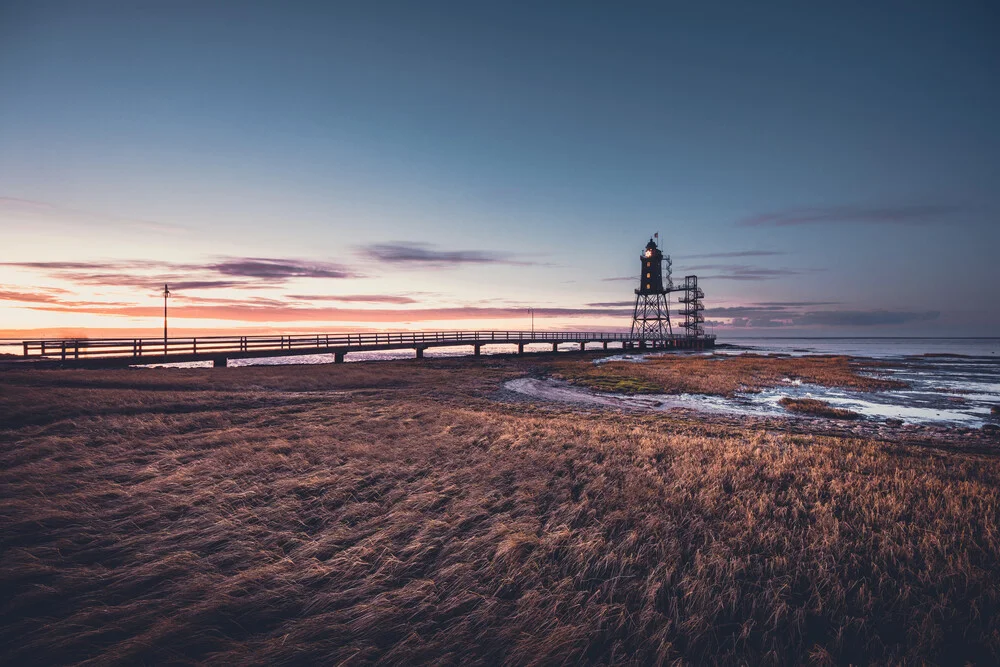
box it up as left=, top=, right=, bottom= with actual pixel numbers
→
left=638, top=238, right=664, bottom=294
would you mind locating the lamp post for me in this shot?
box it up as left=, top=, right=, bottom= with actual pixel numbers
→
left=163, top=283, right=171, bottom=355
left=529, top=307, right=534, bottom=336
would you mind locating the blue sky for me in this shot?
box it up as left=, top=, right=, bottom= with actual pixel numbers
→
left=1, top=1, right=997, bottom=336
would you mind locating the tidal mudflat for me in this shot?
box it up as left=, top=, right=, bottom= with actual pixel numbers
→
left=2, top=353, right=999, bottom=664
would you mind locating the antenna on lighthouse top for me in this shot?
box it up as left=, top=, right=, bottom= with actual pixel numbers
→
left=163, top=283, right=171, bottom=355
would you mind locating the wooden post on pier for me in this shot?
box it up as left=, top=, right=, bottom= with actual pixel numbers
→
left=415, top=346, right=425, bottom=359
left=474, top=344, right=481, bottom=357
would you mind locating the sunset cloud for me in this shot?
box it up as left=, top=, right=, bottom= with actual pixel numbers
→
left=20, top=301, right=632, bottom=322
left=0, top=288, right=73, bottom=304
left=2, top=256, right=358, bottom=289
left=0, top=287, right=131, bottom=308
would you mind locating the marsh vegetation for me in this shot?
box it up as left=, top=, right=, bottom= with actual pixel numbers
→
left=552, top=353, right=905, bottom=396
left=1, top=355, right=998, bottom=664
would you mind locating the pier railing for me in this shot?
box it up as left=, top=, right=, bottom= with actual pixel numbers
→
left=20, top=330, right=714, bottom=361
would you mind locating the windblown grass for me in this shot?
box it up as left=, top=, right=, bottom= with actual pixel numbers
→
left=778, top=397, right=863, bottom=420
left=554, top=353, right=905, bottom=396
left=1, top=356, right=998, bottom=665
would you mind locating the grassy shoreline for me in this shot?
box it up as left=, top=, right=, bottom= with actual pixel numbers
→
left=2, top=355, right=999, bottom=664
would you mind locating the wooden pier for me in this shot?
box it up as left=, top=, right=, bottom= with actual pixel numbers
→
left=17, top=330, right=716, bottom=368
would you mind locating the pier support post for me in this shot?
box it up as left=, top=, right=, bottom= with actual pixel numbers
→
left=415, top=346, right=425, bottom=359
left=603, top=341, right=608, bottom=350
left=579, top=342, right=586, bottom=351
left=334, top=352, right=345, bottom=363
left=474, top=344, right=481, bottom=357
left=213, top=357, right=227, bottom=368
left=552, top=342, right=558, bottom=353
left=517, top=343, right=524, bottom=356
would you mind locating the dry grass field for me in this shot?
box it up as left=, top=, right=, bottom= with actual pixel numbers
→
left=2, top=354, right=999, bottom=665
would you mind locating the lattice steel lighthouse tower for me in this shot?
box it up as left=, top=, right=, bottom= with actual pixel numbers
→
left=630, top=237, right=673, bottom=343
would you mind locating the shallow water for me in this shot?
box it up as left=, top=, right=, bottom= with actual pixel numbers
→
left=504, top=371, right=999, bottom=426
left=506, top=340, right=1000, bottom=426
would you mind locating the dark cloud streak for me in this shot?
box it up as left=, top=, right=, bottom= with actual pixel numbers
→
left=739, top=204, right=959, bottom=227
left=360, top=242, right=535, bottom=267
left=204, top=258, right=354, bottom=280
left=710, top=303, right=941, bottom=328
left=679, top=264, right=819, bottom=281
left=795, top=310, right=940, bottom=327
left=678, top=250, right=787, bottom=259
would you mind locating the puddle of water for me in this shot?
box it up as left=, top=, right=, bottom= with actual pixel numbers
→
left=505, top=378, right=744, bottom=416
left=505, top=368, right=1000, bottom=427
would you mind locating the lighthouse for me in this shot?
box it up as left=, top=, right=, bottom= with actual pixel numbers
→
left=630, top=237, right=673, bottom=344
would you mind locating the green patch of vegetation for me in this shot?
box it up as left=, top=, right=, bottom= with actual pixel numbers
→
left=779, top=397, right=863, bottom=420
left=575, top=375, right=663, bottom=394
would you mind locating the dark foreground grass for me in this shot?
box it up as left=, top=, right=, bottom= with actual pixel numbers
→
left=1, top=357, right=999, bottom=665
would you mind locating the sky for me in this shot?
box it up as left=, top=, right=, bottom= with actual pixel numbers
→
left=1, top=1, right=998, bottom=338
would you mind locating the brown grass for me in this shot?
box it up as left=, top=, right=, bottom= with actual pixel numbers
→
left=778, top=397, right=863, bottom=420
left=1, top=356, right=999, bottom=665
left=552, top=353, right=905, bottom=396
